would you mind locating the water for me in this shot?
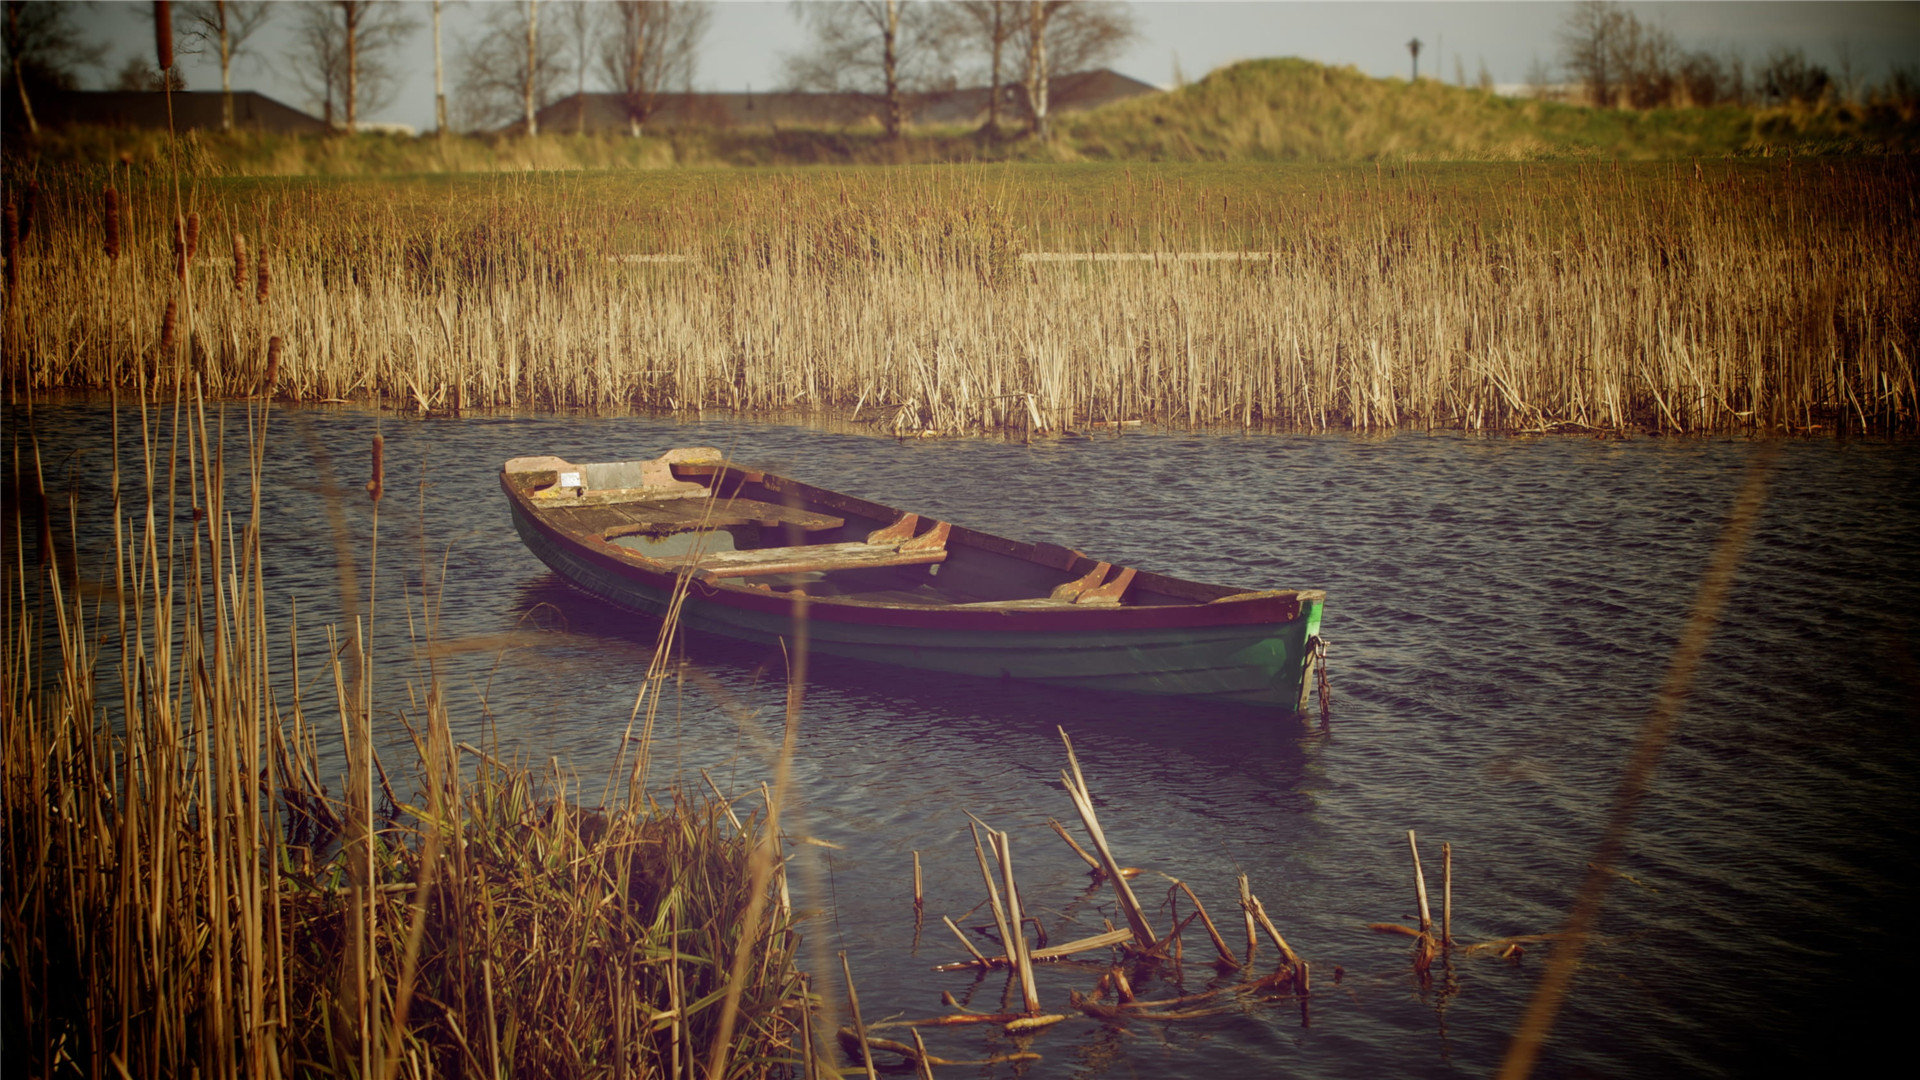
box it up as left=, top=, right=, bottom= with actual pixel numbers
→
left=11, top=401, right=1919, bottom=1077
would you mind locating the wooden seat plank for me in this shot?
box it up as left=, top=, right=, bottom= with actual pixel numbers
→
left=692, top=542, right=946, bottom=580
left=581, top=495, right=845, bottom=534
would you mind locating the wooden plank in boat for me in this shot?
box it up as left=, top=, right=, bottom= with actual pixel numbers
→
left=693, top=542, right=947, bottom=580
left=572, top=496, right=845, bottom=536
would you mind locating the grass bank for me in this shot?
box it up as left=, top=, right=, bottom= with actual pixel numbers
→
left=4, top=158, right=1913, bottom=435
left=1, top=394, right=819, bottom=1077
left=6, top=59, right=1917, bottom=179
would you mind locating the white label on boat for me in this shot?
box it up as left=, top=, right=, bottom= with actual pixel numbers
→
left=559, top=472, right=581, bottom=488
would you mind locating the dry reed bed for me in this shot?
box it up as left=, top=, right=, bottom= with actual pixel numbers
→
left=2, top=393, right=815, bottom=1078
left=3, top=161, right=1914, bottom=434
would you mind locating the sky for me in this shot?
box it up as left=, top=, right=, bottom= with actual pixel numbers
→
left=65, top=1, right=1920, bottom=133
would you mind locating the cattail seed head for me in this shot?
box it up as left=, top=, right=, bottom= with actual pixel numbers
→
left=263, top=335, right=282, bottom=393
left=367, top=435, right=385, bottom=502
left=232, top=234, right=248, bottom=293
left=159, top=298, right=177, bottom=355
left=256, top=252, right=270, bottom=304
left=184, top=212, right=199, bottom=259
left=3, top=198, right=16, bottom=292
left=103, top=188, right=121, bottom=260
left=154, top=1, right=173, bottom=72
left=20, top=181, right=36, bottom=245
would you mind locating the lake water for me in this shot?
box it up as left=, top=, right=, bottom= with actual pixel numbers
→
left=11, top=401, right=1918, bottom=1077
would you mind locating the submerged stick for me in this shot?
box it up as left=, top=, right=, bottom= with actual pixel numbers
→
left=913, top=850, right=923, bottom=911
left=989, top=830, right=1041, bottom=1013
left=967, top=822, right=1016, bottom=967
left=1047, top=817, right=1102, bottom=874
left=1409, top=830, right=1433, bottom=935
left=910, top=1027, right=936, bottom=1080
left=841, top=952, right=878, bottom=1080
left=932, top=927, right=1134, bottom=972
left=1164, top=876, right=1239, bottom=967
left=1239, top=874, right=1258, bottom=965
left=1057, top=728, right=1157, bottom=948
left=941, top=916, right=987, bottom=963
left=1243, top=890, right=1302, bottom=967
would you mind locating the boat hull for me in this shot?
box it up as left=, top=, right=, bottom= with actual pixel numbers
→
left=506, top=488, right=1324, bottom=711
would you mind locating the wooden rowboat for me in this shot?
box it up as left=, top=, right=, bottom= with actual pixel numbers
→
left=501, top=449, right=1326, bottom=713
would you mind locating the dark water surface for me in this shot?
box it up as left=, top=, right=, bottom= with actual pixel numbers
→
left=12, top=401, right=1920, bottom=1077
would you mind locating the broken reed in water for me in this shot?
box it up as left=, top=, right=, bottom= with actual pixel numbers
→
left=0, top=393, right=813, bottom=1078
left=1, top=160, right=1913, bottom=434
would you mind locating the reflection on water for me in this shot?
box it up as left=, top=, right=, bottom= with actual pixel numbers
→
left=9, top=399, right=1919, bottom=1077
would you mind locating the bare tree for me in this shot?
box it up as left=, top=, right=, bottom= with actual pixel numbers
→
left=1618, top=13, right=1679, bottom=108
left=1834, top=38, right=1858, bottom=105
left=4, top=0, right=105, bottom=135
left=1524, top=54, right=1556, bottom=100
left=602, top=1, right=710, bottom=136
left=453, top=0, right=566, bottom=133
left=433, top=0, right=446, bottom=133
left=785, top=0, right=942, bottom=140
left=113, top=56, right=187, bottom=91
left=181, top=1, right=272, bottom=131
left=1558, top=0, right=1627, bottom=106
left=1014, top=1, right=1135, bottom=139
left=561, top=0, right=596, bottom=134
left=523, top=0, right=539, bottom=133
left=939, top=1, right=1020, bottom=133
left=1759, top=47, right=1832, bottom=106
left=289, top=1, right=417, bottom=129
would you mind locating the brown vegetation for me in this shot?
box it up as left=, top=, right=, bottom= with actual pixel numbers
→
left=3, top=159, right=1913, bottom=436
left=1, top=391, right=817, bottom=1077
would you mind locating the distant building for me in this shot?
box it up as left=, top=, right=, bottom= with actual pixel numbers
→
left=513, top=69, right=1162, bottom=135
left=9, top=90, right=329, bottom=134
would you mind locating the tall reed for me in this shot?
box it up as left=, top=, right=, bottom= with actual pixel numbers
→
left=2, top=159, right=1913, bottom=434
left=1, top=386, right=813, bottom=1078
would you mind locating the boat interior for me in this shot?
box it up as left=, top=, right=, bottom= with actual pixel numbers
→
left=504, top=451, right=1259, bottom=610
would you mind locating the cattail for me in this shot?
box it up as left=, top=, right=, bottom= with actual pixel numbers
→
left=256, top=251, right=270, bottom=304
left=159, top=298, right=177, bottom=355
left=172, top=215, right=187, bottom=281
left=366, top=434, right=385, bottom=503
left=232, top=233, right=248, bottom=293
left=3, top=198, right=16, bottom=295
left=184, top=212, right=199, bottom=259
left=103, top=188, right=121, bottom=260
left=20, top=181, right=37, bottom=246
left=154, top=1, right=173, bottom=73
left=262, top=335, right=282, bottom=395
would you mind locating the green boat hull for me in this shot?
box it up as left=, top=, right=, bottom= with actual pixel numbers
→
left=510, top=500, right=1324, bottom=711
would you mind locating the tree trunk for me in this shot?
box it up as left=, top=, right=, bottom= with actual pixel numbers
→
left=433, top=0, right=447, bottom=135
left=523, top=0, right=538, bottom=136
left=1024, top=0, right=1049, bottom=140
left=218, top=0, right=233, bottom=132
left=8, top=2, right=37, bottom=136
left=986, top=3, right=1003, bottom=133
left=343, top=1, right=359, bottom=129
left=882, top=0, right=902, bottom=140
left=10, top=65, right=36, bottom=137
left=626, top=1, right=648, bottom=137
